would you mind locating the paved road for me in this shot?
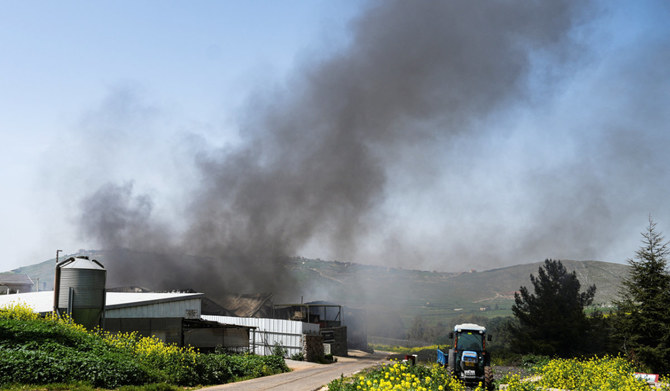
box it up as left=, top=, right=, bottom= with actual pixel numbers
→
left=198, top=351, right=389, bottom=391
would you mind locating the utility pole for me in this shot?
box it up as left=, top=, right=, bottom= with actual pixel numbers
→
left=54, top=249, right=63, bottom=315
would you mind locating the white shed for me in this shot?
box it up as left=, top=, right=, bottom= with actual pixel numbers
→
left=203, top=315, right=320, bottom=357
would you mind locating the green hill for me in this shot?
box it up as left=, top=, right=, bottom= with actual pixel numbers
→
left=288, top=258, right=628, bottom=336
left=4, top=252, right=629, bottom=338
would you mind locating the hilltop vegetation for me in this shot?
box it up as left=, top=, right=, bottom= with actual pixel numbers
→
left=288, top=257, right=628, bottom=337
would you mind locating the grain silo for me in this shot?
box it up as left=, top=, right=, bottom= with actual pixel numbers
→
left=53, top=256, right=106, bottom=329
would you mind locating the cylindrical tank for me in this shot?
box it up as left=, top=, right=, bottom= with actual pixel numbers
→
left=54, top=256, right=106, bottom=329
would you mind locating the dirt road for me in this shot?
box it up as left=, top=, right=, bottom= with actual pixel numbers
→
left=197, top=351, right=389, bottom=391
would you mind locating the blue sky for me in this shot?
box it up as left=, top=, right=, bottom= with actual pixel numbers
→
left=0, top=1, right=361, bottom=269
left=1, top=1, right=669, bottom=275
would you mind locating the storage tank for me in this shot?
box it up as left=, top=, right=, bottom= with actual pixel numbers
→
left=54, top=256, right=106, bottom=329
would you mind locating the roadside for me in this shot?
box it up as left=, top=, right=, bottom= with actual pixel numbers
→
left=197, top=350, right=389, bottom=391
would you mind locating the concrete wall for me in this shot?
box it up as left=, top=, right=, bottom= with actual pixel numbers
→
left=321, top=326, right=348, bottom=356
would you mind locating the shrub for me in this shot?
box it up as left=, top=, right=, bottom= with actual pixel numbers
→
left=1, top=302, right=289, bottom=388
left=271, top=342, right=288, bottom=357
left=290, top=351, right=305, bottom=361
left=0, top=305, right=153, bottom=388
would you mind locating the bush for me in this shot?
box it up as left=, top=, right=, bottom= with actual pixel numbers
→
left=0, top=303, right=290, bottom=388
left=271, top=342, right=288, bottom=357
left=0, top=308, right=153, bottom=388
left=290, top=352, right=305, bottom=361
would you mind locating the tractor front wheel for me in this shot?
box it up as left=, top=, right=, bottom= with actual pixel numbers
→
left=484, top=366, right=494, bottom=391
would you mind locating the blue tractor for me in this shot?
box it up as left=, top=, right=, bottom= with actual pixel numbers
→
left=437, top=323, right=493, bottom=390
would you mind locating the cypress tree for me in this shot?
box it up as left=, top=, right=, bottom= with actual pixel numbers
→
left=615, top=217, right=670, bottom=374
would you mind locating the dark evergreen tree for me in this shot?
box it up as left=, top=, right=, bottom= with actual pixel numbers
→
left=614, top=218, right=670, bottom=374
left=511, top=259, right=596, bottom=356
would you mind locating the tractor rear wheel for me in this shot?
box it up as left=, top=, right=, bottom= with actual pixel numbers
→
left=484, top=366, right=494, bottom=391
left=447, top=349, right=456, bottom=372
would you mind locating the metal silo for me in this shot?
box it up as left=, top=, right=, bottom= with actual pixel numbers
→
left=53, top=256, right=106, bottom=329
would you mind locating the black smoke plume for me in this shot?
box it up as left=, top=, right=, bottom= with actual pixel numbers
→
left=78, top=0, right=670, bottom=301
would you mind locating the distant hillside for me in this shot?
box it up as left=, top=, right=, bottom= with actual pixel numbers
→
left=9, top=250, right=105, bottom=291
left=4, top=252, right=629, bottom=338
left=288, top=258, right=628, bottom=326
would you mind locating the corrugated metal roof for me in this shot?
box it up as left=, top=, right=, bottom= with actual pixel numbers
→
left=106, top=292, right=203, bottom=307
left=0, top=291, right=52, bottom=312
left=0, top=291, right=203, bottom=314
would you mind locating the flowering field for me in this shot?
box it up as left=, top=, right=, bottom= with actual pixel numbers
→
left=329, top=355, right=670, bottom=391
left=328, top=362, right=472, bottom=391
left=502, top=356, right=670, bottom=391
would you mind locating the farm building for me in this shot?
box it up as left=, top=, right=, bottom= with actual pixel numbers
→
left=1, top=254, right=355, bottom=359
left=203, top=315, right=323, bottom=359
left=0, top=272, right=34, bottom=294
left=0, top=290, right=254, bottom=352
left=271, top=301, right=357, bottom=356
left=204, top=295, right=355, bottom=358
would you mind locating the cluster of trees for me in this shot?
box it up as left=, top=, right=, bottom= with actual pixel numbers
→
left=510, top=218, right=670, bottom=374
left=400, top=219, right=669, bottom=373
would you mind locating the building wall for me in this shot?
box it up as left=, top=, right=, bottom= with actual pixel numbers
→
left=104, top=317, right=183, bottom=345
left=184, top=327, right=249, bottom=352
left=321, top=326, right=348, bottom=356
left=0, top=283, right=33, bottom=294
left=105, top=298, right=201, bottom=319
left=203, top=315, right=320, bottom=357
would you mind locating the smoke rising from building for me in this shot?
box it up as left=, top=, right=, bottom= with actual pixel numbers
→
left=76, top=0, right=670, bottom=300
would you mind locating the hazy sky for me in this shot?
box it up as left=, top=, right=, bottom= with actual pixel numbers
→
left=2, top=0, right=669, bottom=274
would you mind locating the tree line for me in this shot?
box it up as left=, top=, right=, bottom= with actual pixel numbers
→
left=406, top=218, right=670, bottom=375
left=510, top=217, right=670, bottom=374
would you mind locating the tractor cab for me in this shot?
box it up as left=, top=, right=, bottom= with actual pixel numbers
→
left=437, top=323, right=493, bottom=390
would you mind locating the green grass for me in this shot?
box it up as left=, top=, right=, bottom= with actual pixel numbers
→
left=371, top=343, right=441, bottom=353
